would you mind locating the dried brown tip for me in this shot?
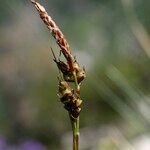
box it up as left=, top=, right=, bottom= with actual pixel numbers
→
left=31, top=0, right=46, bottom=13
left=31, top=0, right=35, bottom=3
left=30, top=0, right=35, bottom=3
left=31, top=0, right=75, bottom=71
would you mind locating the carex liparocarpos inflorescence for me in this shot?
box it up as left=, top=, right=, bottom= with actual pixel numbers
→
left=31, top=0, right=86, bottom=119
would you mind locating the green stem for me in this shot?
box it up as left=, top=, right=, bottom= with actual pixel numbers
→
left=69, top=115, right=79, bottom=150
left=70, top=71, right=80, bottom=150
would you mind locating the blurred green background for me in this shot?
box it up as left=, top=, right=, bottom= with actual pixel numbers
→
left=0, top=0, right=150, bottom=149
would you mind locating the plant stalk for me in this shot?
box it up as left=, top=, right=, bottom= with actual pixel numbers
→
left=70, top=115, right=79, bottom=150
left=70, top=71, right=80, bottom=150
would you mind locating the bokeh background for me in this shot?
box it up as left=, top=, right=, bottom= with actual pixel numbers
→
left=0, top=0, right=150, bottom=149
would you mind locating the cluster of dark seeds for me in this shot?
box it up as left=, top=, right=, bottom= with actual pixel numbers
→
left=58, top=81, right=82, bottom=118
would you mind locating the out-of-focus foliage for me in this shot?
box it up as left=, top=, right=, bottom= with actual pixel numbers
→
left=0, top=0, right=150, bottom=149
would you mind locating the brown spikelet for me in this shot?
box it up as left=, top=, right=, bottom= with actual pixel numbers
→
left=31, top=0, right=75, bottom=71
left=58, top=80, right=82, bottom=118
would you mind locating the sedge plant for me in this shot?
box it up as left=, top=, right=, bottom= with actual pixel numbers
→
left=31, top=1, right=86, bottom=149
